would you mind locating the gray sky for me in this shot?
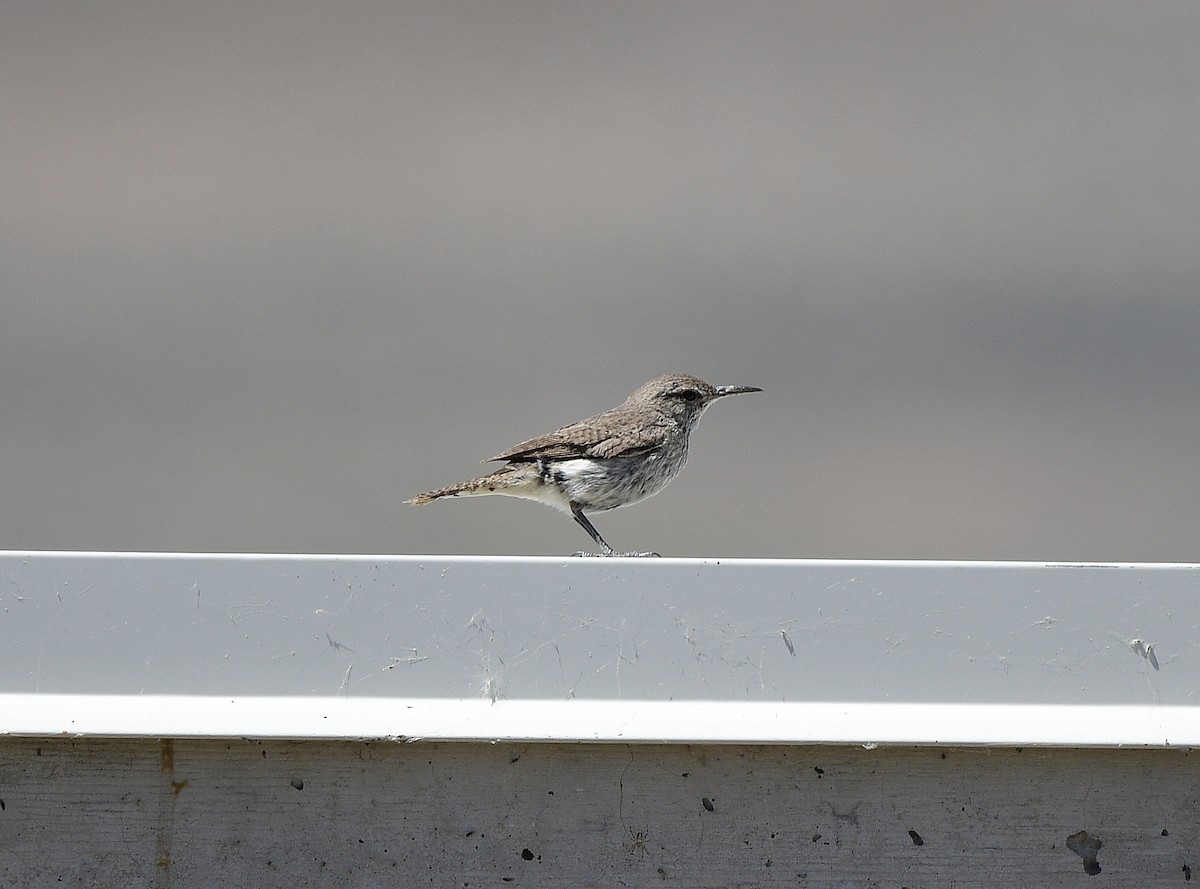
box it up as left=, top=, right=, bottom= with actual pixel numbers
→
left=3, top=2, right=1198, bottom=560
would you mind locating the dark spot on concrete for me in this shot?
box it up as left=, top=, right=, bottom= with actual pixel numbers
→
left=830, top=804, right=860, bottom=826
left=502, top=878, right=514, bottom=883
left=0, top=799, right=5, bottom=811
left=908, top=830, right=924, bottom=846
left=521, top=848, right=534, bottom=861
left=813, top=767, right=824, bottom=776
left=681, top=772, right=690, bottom=778
left=290, top=778, right=304, bottom=791
left=510, top=753, right=521, bottom=764
left=465, top=831, right=475, bottom=838
left=702, top=797, right=714, bottom=812
left=1184, top=863, right=1192, bottom=881
left=812, top=834, right=821, bottom=843
left=1163, top=829, right=1170, bottom=836
left=1067, top=831, right=1102, bottom=875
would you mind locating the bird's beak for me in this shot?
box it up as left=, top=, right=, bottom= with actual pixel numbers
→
left=714, top=385, right=762, bottom=398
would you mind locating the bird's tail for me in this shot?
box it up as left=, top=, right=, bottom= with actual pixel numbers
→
left=406, top=464, right=539, bottom=505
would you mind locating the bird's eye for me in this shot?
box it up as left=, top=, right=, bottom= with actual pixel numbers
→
left=675, top=389, right=701, bottom=402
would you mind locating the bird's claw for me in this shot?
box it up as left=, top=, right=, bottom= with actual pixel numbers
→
left=571, top=550, right=661, bottom=558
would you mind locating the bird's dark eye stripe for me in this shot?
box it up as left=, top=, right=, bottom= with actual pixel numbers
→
left=675, top=389, right=701, bottom=401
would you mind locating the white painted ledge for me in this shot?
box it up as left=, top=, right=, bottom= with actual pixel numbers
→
left=1, top=695, right=1198, bottom=747
left=3, top=551, right=1198, bottom=747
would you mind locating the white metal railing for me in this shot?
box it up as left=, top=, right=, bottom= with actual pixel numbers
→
left=2, top=551, right=1195, bottom=746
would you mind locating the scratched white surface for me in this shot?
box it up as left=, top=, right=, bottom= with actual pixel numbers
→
left=0, top=552, right=1194, bottom=703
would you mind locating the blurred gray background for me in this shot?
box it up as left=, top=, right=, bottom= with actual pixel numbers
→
left=2, top=2, right=1198, bottom=561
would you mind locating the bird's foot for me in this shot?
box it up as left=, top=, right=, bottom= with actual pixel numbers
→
left=571, top=550, right=661, bottom=558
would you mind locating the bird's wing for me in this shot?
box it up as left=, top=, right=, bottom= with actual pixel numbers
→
left=485, top=407, right=668, bottom=462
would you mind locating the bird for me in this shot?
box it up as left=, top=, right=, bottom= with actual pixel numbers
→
left=407, top=373, right=761, bottom=556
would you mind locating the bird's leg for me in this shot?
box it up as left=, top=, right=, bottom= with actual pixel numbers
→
left=571, top=506, right=615, bottom=556
left=570, top=506, right=660, bottom=558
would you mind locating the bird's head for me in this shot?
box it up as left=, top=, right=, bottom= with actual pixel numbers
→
left=627, top=373, right=761, bottom=426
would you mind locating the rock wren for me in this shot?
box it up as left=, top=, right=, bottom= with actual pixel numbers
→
left=407, top=373, right=761, bottom=556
